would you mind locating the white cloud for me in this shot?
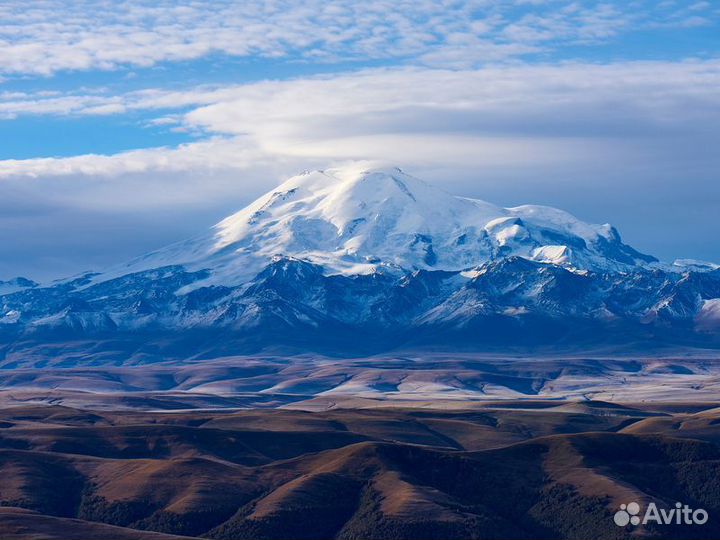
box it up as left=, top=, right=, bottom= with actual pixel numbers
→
left=0, top=138, right=253, bottom=178
left=1, top=59, right=719, bottom=181
left=0, top=1, right=715, bottom=77
left=182, top=61, right=720, bottom=138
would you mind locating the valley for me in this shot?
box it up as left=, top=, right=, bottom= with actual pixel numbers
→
left=0, top=399, right=719, bottom=539
left=0, top=354, right=718, bottom=410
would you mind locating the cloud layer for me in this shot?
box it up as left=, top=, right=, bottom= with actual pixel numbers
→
left=2, top=60, right=719, bottom=177
left=0, top=0, right=716, bottom=76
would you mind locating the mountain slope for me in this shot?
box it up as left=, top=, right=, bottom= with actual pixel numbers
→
left=0, top=165, right=718, bottom=357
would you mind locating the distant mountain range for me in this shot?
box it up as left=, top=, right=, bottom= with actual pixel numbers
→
left=1, top=165, right=719, bottom=360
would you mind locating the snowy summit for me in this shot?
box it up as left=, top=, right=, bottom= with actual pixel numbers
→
left=119, top=164, right=656, bottom=287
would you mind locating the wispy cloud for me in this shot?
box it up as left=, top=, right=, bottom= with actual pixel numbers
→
left=1, top=60, right=718, bottom=178
left=0, top=137, right=267, bottom=180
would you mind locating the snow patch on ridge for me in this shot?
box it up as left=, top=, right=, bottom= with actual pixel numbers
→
left=531, top=245, right=572, bottom=265
left=674, top=259, right=720, bottom=272
left=697, top=299, right=720, bottom=330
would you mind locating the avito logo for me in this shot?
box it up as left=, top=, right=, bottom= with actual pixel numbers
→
left=614, top=501, right=708, bottom=527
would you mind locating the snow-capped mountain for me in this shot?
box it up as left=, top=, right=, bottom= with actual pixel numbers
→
left=112, top=164, right=656, bottom=289
left=1, top=165, right=719, bottom=360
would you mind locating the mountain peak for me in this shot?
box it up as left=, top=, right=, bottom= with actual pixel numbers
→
left=257, top=164, right=442, bottom=209
left=111, top=164, right=658, bottom=288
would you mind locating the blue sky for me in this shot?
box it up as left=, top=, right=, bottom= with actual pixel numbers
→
left=0, top=0, right=719, bottom=280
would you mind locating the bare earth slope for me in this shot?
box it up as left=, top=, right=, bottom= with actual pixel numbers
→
left=1, top=402, right=719, bottom=540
